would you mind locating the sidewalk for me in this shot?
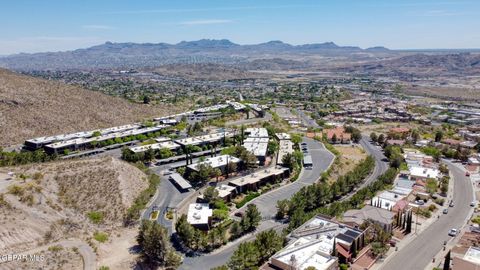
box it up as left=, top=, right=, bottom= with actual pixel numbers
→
left=425, top=168, right=477, bottom=270
left=370, top=165, right=457, bottom=270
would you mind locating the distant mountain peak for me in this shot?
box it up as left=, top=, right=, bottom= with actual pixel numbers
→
left=176, top=39, right=239, bottom=48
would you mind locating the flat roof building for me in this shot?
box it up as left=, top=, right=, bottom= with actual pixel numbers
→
left=129, top=140, right=180, bottom=153
left=229, top=167, right=289, bottom=193
left=270, top=236, right=338, bottom=270
left=278, top=140, right=294, bottom=165
left=187, top=155, right=241, bottom=172
left=187, top=203, right=213, bottom=230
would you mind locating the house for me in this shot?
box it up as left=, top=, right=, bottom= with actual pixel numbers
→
left=342, top=205, right=396, bottom=233
left=453, top=246, right=480, bottom=270
left=408, top=166, right=440, bottom=181
left=187, top=203, right=213, bottom=230
left=268, top=236, right=338, bottom=270
left=287, top=215, right=366, bottom=264
left=371, top=191, right=404, bottom=211
left=324, top=127, right=351, bottom=144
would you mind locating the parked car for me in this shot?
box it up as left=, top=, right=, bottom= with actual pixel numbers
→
left=415, top=200, right=425, bottom=205
left=449, top=201, right=454, bottom=207
left=301, top=143, right=307, bottom=146
left=448, top=228, right=458, bottom=237
left=466, top=172, right=471, bottom=177
left=443, top=209, right=449, bottom=214
left=234, top=212, right=244, bottom=218
left=471, top=201, right=476, bottom=207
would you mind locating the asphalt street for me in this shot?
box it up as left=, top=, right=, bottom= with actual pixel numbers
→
left=180, top=137, right=335, bottom=269
left=244, top=137, right=335, bottom=217
left=343, top=136, right=389, bottom=200
left=380, top=160, right=474, bottom=270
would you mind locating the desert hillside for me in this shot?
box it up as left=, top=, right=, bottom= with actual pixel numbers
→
left=0, top=157, right=147, bottom=267
left=0, top=68, right=173, bottom=146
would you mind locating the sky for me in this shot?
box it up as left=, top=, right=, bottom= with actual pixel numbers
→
left=1, top=0, right=480, bottom=55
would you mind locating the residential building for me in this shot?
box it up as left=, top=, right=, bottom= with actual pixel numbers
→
left=453, top=246, right=480, bottom=270
left=187, top=203, right=213, bottom=230
left=342, top=205, right=396, bottom=233
left=187, top=155, right=241, bottom=174
left=229, top=167, right=289, bottom=193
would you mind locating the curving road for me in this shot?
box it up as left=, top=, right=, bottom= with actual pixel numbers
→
left=342, top=136, right=389, bottom=200
left=380, top=160, right=474, bottom=270
left=180, top=137, right=335, bottom=269
left=245, top=137, right=335, bottom=217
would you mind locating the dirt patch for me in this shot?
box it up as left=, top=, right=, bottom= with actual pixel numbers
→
left=1, top=246, right=83, bottom=270
left=328, top=145, right=367, bottom=183
left=0, top=157, right=148, bottom=268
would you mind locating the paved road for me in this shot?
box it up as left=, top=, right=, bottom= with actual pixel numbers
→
left=142, top=171, right=192, bottom=233
left=295, top=109, right=319, bottom=128
left=380, top=160, right=474, bottom=270
left=180, top=220, right=285, bottom=270
left=226, top=112, right=272, bottom=127
left=342, top=136, right=389, bottom=200
left=244, top=137, right=335, bottom=217
left=180, top=137, right=335, bottom=269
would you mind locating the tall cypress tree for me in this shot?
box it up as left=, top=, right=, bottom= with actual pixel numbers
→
left=443, top=250, right=451, bottom=270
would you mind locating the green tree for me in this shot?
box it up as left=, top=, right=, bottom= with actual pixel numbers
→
left=254, top=229, right=284, bottom=262
left=137, top=220, right=181, bottom=267
left=241, top=204, right=261, bottom=232
left=370, top=132, right=378, bottom=142
left=435, top=130, right=443, bottom=142
left=377, top=134, right=385, bottom=145
left=203, top=186, right=219, bottom=203
left=227, top=242, right=259, bottom=270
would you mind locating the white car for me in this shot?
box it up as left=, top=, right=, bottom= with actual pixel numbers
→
left=471, top=201, right=476, bottom=207
left=448, top=228, right=458, bottom=237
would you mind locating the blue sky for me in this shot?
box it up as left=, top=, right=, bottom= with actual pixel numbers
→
left=1, top=0, right=479, bottom=54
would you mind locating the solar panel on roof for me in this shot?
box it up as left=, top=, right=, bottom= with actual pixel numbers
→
left=344, top=229, right=360, bottom=238
left=336, top=233, right=355, bottom=243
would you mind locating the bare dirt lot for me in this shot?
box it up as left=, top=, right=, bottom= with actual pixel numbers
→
left=328, top=145, right=367, bottom=183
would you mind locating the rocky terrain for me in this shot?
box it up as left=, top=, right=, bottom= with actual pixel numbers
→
left=0, top=157, right=148, bottom=269
left=0, top=68, right=175, bottom=146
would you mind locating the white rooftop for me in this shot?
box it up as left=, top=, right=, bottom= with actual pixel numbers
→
left=276, top=133, right=292, bottom=140
left=409, top=166, right=440, bottom=179
left=272, top=236, right=336, bottom=270
left=129, top=141, right=180, bottom=153
left=243, top=141, right=268, bottom=157
left=245, top=127, right=269, bottom=138
left=278, top=140, right=294, bottom=165
left=464, top=246, right=480, bottom=265
left=187, top=155, right=241, bottom=171
left=229, top=167, right=288, bottom=187
left=187, top=203, right=212, bottom=225
left=215, top=184, right=236, bottom=198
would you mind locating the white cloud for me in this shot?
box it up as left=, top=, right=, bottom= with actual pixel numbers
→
left=178, top=19, right=233, bottom=26
left=82, top=24, right=115, bottom=30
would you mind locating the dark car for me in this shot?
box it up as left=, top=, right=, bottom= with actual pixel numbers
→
left=234, top=212, right=244, bottom=218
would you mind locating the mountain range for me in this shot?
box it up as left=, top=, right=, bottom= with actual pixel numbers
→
left=0, top=39, right=392, bottom=70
